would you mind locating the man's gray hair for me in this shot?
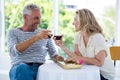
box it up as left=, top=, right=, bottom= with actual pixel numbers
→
left=22, top=3, right=40, bottom=15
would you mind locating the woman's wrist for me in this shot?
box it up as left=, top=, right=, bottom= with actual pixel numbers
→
left=61, top=44, right=66, bottom=51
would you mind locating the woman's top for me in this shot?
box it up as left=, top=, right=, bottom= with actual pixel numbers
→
left=74, top=32, right=115, bottom=80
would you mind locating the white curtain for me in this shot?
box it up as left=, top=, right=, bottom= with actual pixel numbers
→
left=0, top=0, right=5, bottom=54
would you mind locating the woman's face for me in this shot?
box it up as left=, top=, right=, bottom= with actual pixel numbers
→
left=73, top=14, right=80, bottom=32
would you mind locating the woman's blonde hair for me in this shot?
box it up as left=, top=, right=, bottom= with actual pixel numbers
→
left=76, top=9, right=103, bottom=36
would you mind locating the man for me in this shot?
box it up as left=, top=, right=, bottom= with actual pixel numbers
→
left=7, top=3, right=63, bottom=80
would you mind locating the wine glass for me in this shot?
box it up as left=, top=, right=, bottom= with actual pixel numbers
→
left=47, top=28, right=54, bottom=39
left=54, top=30, right=62, bottom=40
left=40, top=28, right=53, bottom=50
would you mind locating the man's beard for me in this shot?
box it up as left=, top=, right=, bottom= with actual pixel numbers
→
left=31, top=24, right=39, bottom=29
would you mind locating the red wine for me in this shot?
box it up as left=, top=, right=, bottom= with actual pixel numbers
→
left=54, top=35, right=62, bottom=40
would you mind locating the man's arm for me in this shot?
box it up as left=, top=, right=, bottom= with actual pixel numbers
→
left=16, top=35, right=42, bottom=52
left=46, top=39, right=64, bottom=61
left=8, top=29, right=51, bottom=54
left=16, top=30, right=51, bottom=53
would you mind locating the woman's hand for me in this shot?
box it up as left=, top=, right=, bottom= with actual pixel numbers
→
left=53, top=35, right=64, bottom=47
left=65, top=56, right=83, bottom=63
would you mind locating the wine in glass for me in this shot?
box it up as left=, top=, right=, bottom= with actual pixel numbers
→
left=54, top=30, right=62, bottom=40
left=47, top=28, right=54, bottom=38
left=41, top=28, right=53, bottom=50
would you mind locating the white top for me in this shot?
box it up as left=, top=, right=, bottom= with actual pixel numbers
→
left=74, top=32, right=115, bottom=80
left=36, top=62, right=100, bottom=80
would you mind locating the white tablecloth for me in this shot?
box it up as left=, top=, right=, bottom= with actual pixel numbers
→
left=36, top=62, right=100, bottom=80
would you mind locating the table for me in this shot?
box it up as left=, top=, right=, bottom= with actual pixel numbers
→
left=36, top=62, right=100, bottom=80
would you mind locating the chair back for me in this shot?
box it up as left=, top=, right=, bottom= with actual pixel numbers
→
left=109, top=46, right=120, bottom=60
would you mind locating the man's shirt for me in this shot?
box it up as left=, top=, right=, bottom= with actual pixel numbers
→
left=7, top=28, right=57, bottom=65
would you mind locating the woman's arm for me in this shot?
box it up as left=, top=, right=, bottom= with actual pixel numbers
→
left=82, top=50, right=107, bottom=66
left=74, top=44, right=82, bottom=56
left=70, top=50, right=107, bottom=67
left=59, top=44, right=76, bottom=57
left=53, top=37, right=78, bottom=57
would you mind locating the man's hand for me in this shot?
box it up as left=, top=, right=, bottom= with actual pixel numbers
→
left=36, top=30, right=51, bottom=40
left=53, top=54, right=64, bottom=62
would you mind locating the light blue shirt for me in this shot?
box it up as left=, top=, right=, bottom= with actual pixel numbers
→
left=7, top=28, right=57, bottom=65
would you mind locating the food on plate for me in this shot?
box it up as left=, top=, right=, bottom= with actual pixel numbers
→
left=56, top=60, right=82, bottom=69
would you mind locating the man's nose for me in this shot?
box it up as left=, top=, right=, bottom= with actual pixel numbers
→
left=72, top=22, right=74, bottom=25
left=36, top=19, right=40, bottom=24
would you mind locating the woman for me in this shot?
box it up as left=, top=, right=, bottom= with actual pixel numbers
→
left=54, top=9, right=115, bottom=80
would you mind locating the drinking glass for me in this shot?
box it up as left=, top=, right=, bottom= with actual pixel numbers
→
left=53, top=30, right=62, bottom=40
left=41, top=28, right=53, bottom=50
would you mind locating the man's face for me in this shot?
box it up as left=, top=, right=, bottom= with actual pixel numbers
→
left=26, top=9, right=41, bottom=30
